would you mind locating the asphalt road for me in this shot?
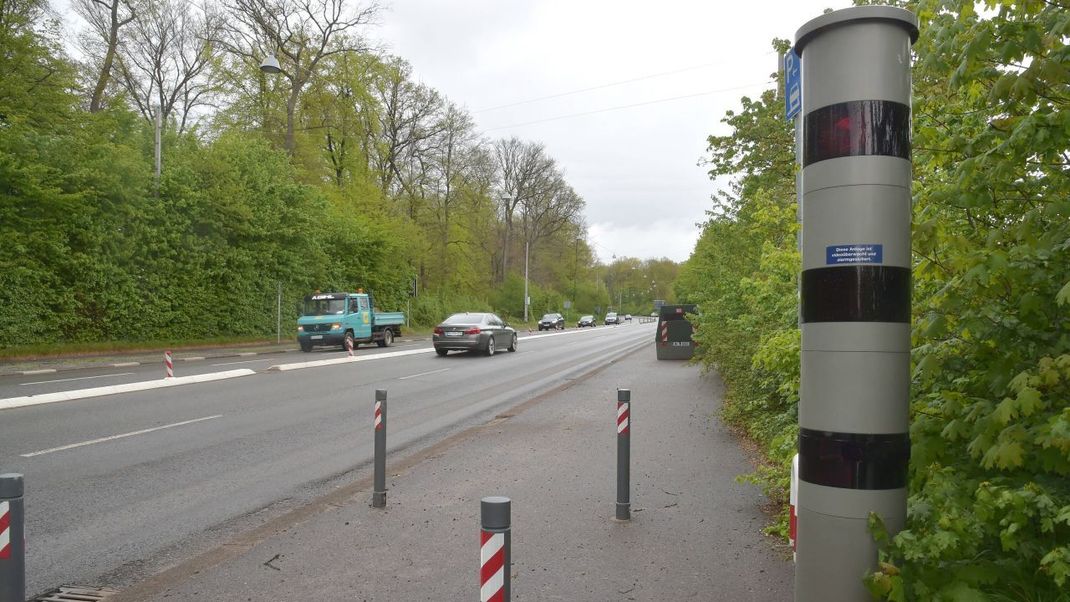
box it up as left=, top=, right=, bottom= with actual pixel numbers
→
left=0, top=322, right=653, bottom=597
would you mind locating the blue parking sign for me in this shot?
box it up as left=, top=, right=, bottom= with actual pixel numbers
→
left=785, top=50, right=801, bottom=120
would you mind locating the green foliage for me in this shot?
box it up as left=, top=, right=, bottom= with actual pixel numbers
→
left=677, top=79, right=800, bottom=534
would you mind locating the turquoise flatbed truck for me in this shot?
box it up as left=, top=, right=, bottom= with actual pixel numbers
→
left=297, top=291, right=405, bottom=352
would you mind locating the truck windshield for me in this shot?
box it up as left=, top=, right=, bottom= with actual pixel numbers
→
left=303, top=299, right=346, bottom=316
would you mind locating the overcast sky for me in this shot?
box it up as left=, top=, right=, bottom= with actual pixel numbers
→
left=376, top=0, right=846, bottom=263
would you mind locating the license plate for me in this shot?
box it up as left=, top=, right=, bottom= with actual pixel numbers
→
left=311, top=335, right=323, bottom=340
left=445, top=331, right=462, bottom=337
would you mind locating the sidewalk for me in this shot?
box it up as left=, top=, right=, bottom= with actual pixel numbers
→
left=119, top=346, right=792, bottom=601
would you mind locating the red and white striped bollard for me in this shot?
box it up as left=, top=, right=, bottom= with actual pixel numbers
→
left=1, top=473, right=25, bottom=602
left=346, top=336, right=354, bottom=357
left=164, top=350, right=174, bottom=378
left=372, top=389, right=387, bottom=507
left=480, top=496, right=510, bottom=601
left=616, top=389, right=631, bottom=521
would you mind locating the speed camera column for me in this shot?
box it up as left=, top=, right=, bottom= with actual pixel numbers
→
left=793, top=7, right=918, bottom=601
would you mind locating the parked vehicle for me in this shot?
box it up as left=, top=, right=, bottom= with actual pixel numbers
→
left=625, top=314, right=632, bottom=321
left=604, top=312, right=620, bottom=325
left=297, top=291, right=404, bottom=352
left=577, top=315, right=596, bottom=328
left=433, top=312, right=518, bottom=356
left=538, top=313, right=565, bottom=331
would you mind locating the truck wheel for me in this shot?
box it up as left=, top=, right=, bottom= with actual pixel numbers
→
left=485, top=336, right=495, bottom=356
left=377, top=328, right=393, bottom=348
left=300, top=340, right=312, bottom=353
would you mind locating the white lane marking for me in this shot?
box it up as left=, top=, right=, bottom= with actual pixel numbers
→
left=0, top=369, right=256, bottom=411
left=398, top=368, right=450, bottom=380
left=20, top=414, right=223, bottom=457
left=211, top=359, right=271, bottom=367
left=111, top=362, right=141, bottom=367
left=20, top=372, right=136, bottom=386
left=268, top=348, right=433, bottom=371
left=20, top=369, right=56, bottom=375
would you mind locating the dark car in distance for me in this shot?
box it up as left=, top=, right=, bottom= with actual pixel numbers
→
left=538, top=313, right=565, bottom=331
left=577, top=315, right=595, bottom=328
left=433, top=312, right=517, bottom=356
left=604, top=312, right=620, bottom=325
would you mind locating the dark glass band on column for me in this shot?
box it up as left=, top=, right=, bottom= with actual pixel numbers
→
left=799, top=428, right=910, bottom=490
left=801, top=265, right=910, bottom=323
left=804, top=100, right=910, bottom=166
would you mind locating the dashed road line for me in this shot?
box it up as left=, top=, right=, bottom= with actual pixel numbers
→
left=20, top=415, right=223, bottom=457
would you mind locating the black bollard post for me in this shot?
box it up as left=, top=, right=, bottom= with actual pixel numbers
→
left=372, top=389, right=387, bottom=508
left=616, top=388, right=631, bottom=521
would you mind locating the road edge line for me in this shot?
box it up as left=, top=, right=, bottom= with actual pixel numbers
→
left=0, top=369, right=256, bottom=412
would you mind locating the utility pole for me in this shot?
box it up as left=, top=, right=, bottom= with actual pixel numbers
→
left=523, top=239, right=530, bottom=322
left=276, top=282, right=282, bottom=344
left=154, top=104, right=162, bottom=194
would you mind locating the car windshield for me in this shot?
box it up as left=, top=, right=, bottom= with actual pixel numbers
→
left=607, top=313, right=617, bottom=317
left=540, top=314, right=557, bottom=321
left=581, top=315, right=593, bottom=321
left=303, top=298, right=346, bottom=316
left=443, top=313, right=485, bottom=325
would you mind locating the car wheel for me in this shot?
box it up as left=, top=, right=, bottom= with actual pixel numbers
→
left=485, top=336, right=495, bottom=356
left=377, top=328, right=393, bottom=348
left=508, top=333, right=517, bottom=352
left=435, top=347, right=448, bottom=356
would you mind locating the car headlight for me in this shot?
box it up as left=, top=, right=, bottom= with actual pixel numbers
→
left=297, top=325, right=304, bottom=332
left=330, top=323, right=342, bottom=330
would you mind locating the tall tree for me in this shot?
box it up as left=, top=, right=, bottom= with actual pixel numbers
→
left=217, top=0, right=379, bottom=154
left=115, top=0, right=221, bottom=132
left=75, top=0, right=136, bottom=112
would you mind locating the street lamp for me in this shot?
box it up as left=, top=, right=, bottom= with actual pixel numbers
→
left=260, top=54, right=282, bottom=74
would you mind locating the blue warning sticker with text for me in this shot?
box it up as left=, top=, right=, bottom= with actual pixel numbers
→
left=826, top=244, right=883, bottom=265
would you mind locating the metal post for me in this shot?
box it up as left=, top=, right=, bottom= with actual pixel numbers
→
left=615, top=388, right=631, bottom=521
left=154, top=104, right=162, bottom=192
left=793, top=7, right=917, bottom=601
left=276, top=282, right=282, bottom=344
left=0, top=473, right=25, bottom=602
left=372, top=389, right=387, bottom=508
left=523, top=239, right=529, bottom=323
left=480, top=496, right=510, bottom=602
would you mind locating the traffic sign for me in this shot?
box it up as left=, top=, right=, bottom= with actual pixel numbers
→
left=784, top=50, right=801, bottom=120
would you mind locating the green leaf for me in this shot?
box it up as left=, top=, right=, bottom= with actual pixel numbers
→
left=1056, top=280, right=1070, bottom=306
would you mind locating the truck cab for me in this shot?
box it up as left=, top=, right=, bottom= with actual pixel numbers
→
left=297, top=292, right=403, bottom=352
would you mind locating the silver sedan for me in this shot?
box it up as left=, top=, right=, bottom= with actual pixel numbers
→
left=432, top=312, right=518, bottom=356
